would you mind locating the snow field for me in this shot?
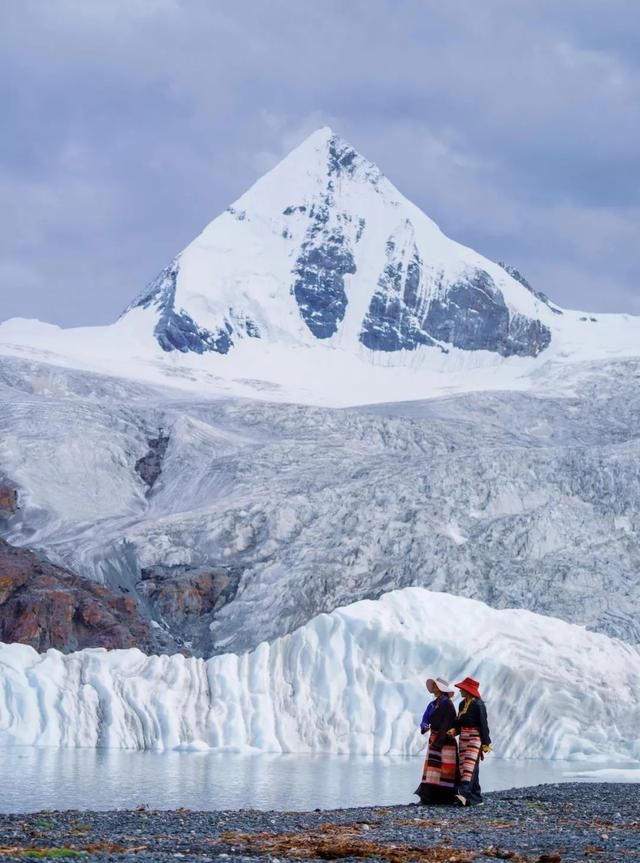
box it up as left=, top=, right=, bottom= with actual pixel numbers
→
left=4, top=355, right=640, bottom=653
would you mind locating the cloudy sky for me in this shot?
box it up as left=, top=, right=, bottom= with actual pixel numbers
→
left=1, top=0, right=638, bottom=326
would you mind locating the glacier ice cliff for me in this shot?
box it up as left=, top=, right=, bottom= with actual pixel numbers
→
left=0, top=588, right=638, bottom=759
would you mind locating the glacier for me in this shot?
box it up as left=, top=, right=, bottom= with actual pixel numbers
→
left=2, top=354, right=640, bottom=655
left=1, top=588, right=639, bottom=760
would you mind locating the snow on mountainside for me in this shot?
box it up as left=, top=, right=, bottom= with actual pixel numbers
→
left=3, top=354, right=640, bottom=656
left=124, top=127, right=553, bottom=359
left=2, top=127, right=640, bottom=407
left=1, top=588, right=639, bottom=758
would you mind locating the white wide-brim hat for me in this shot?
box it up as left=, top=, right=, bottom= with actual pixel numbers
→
left=426, top=677, right=455, bottom=696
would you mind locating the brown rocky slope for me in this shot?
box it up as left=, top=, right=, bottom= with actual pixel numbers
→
left=0, top=480, right=167, bottom=653
left=0, top=481, right=238, bottom=656
left=0, top=537, right=161, bottom=653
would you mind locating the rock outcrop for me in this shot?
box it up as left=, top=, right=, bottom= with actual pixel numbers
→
left=0, top=480, right=239, bottom=657
left=0, top=484, right=17, bottom=518
left=0, top=538, right=160, bottom=653
left=137, top=564, right=240, bottom=656
left=135, top=433, right=170, bottom=490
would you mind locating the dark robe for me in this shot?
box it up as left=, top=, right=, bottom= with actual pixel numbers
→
left=414, top=696, right=458, bottom=804
left=454, top=697, right=491, bottom=806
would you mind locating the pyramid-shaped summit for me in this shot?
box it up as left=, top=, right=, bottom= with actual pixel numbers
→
left=124, top=128, right=558, bottom=361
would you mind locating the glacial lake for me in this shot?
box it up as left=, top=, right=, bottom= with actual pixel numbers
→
left=2, top=748, right=639, bottom=813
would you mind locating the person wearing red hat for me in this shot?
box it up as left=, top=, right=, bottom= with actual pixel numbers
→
left=447, top=676, right=492, bottom=806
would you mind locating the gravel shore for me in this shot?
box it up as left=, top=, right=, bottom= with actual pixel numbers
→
left=0, top=783, right=637, bottom=861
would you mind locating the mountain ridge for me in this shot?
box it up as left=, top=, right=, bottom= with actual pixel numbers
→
left=123, top=126, right=556, bottom=360
left=2, top=127, right=640, bottom=408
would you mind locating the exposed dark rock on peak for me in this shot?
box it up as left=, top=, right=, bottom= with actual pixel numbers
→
left=283, top=204, right=307, bottom=216
left=359, top=238, right=551, bottom=357
left=327, top=136, right=359, bottom=177
left=292, top=186, right=357, bottom=338
left=325, top=132, right=383, bottom=189
left=132, top=261, right=235, bottom=354
left=424, top=269, right=552, bottom=357
left=498, top=261, right=563, bottom=315
left=293, top=228, right=356, bottom=339
left=360, top=224, right=438, bottom=352
left=128, top=260, right=259, bottom=355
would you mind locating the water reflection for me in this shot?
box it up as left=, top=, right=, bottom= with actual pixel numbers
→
left=2, top=748, right=638, bottom=813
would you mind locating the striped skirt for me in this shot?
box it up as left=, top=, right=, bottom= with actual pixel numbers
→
left=458, top=728, right=482, bottom=784
left=421, top=732, right=458, bottom=789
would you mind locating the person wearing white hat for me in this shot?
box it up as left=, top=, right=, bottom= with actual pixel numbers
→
left=414, top=676, right=458, bottom=804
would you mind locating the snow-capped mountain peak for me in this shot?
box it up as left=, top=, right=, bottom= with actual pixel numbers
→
left=124, top=127, right=554, bottom=362
left=4, top=127, right=640, bottom=407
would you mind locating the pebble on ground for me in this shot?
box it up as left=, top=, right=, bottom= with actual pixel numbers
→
left=0, top=783, right=637, bottom=862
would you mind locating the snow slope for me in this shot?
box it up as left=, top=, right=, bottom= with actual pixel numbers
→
left=3, top=354, right=640, bottom=653
left=2, top=128, right=640, bottom=407
left=1, top=588, right=638, bottom=759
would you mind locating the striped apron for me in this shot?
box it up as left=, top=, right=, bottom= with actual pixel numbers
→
left=421, top=731, right=458, bottom=790
left=458, top=728, right=482, bottom=784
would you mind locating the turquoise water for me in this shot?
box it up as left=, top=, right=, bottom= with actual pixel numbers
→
left=2, top=748, right=637, bottom=813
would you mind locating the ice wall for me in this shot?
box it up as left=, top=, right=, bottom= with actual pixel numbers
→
left=1, top=588, right=639, bottom=760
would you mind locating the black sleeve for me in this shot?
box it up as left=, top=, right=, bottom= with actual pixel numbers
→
left=478, top=700, right=491, bottom=746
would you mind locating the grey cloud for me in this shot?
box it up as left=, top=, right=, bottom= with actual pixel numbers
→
left=0, top=0, right=638, bottom=325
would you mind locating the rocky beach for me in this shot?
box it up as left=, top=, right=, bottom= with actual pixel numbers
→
left=0, top=784, right=637, bottom=861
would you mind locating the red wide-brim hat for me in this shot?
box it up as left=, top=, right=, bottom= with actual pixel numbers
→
left=455, top=676, right=481, bottom=698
